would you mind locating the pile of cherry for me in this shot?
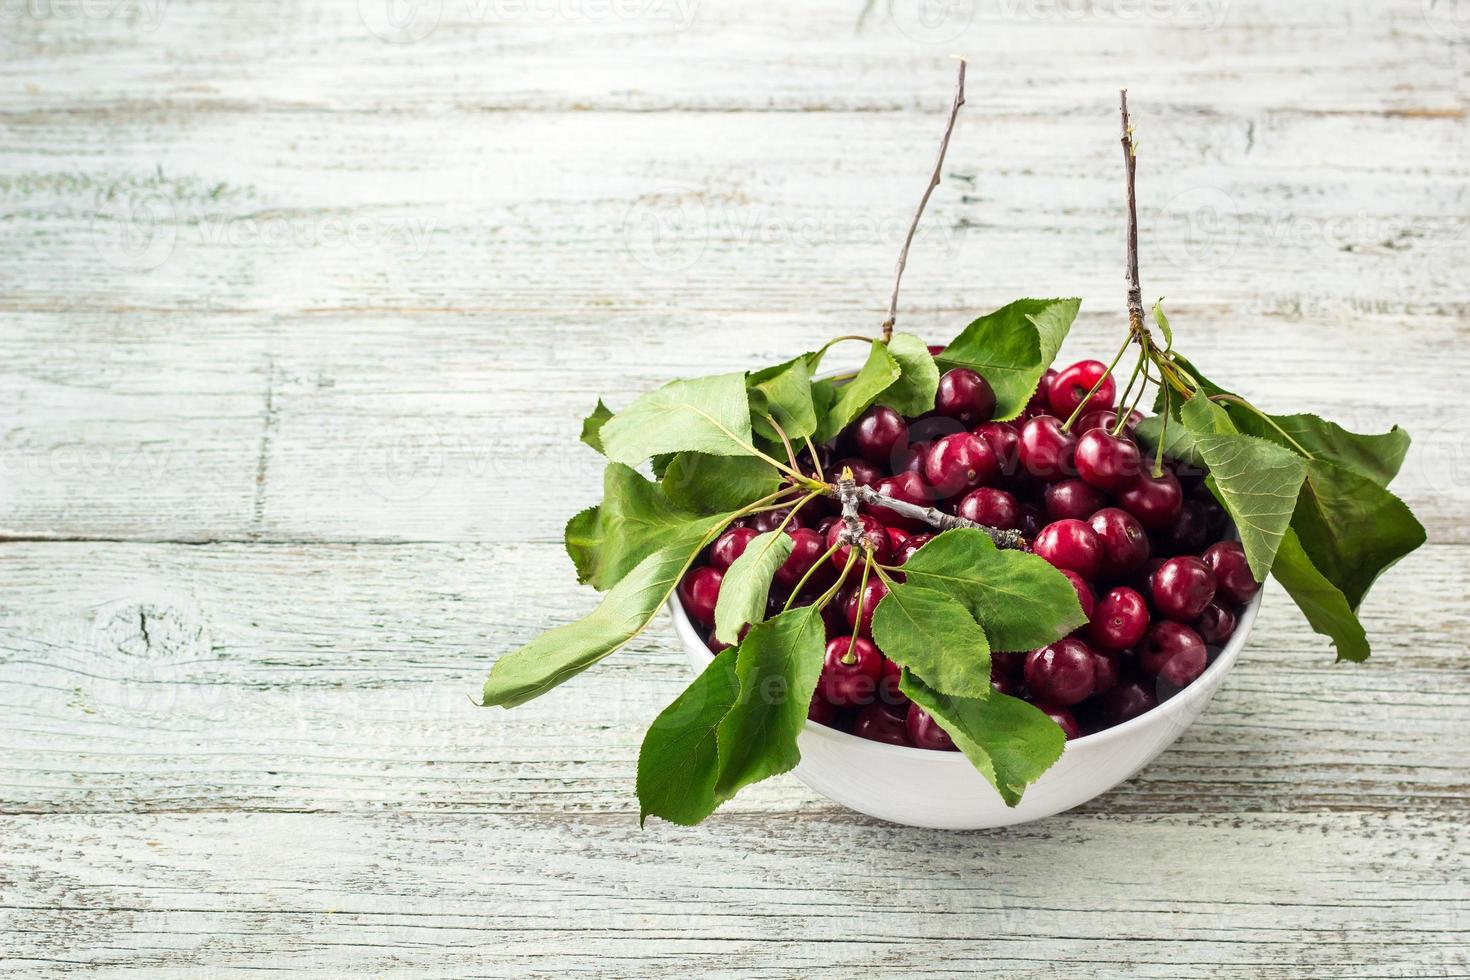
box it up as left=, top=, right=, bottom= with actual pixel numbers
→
left=677, top=357, right=1261, bottom=750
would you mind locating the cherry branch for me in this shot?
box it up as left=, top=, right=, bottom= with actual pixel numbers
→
left=834, top=483, right=1027, bottom=551
left=1120, top=88, right=1144, bottom=333
left=836, top=469, right=866, bottom=546
left=881, top=58, right=967, bottom=343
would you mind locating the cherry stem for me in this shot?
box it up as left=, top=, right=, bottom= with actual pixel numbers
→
left=802, top=434, right=826, bottom=483
left=783, top=540, right=844, bottom=613
left=1208, top=393, right=1316, bottom=457
left=844, top=552, right=875, bottom=664
left=1110, top=348, right=1147, bottom=437
left=881, top=58, right=966, bottom=344
left=1061, top=332, right=1133, bottom=432
left=1152, top=383, right=1170, bottom=477
left=763, top=413, right=800, bottom=474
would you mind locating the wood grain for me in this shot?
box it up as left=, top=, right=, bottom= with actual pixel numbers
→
left=2, top=0, right=1468, bottom=974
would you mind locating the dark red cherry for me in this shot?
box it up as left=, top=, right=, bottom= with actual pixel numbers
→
left=825, top=514, right=893, bottom=570
left=892, top=531, right=932, bottom=567
left=1203, top=541, right=1260, bottom=605
left=852, top=405, right=908, bottom=465
left=1101, top=678, right=1158, bottom=725
left=1044, top=478, right=1108, bottom=523
left=677, top=566, right=723, bottom=627
left=1024, top=637, right=1098, bottom=706
left=1163, top=499, right=1210, bottom=555
left=1060, top=569, right=1095, bottom=620
left=774, top=527, right=827, bottom=590
left=1017, top=503, right=1045, bottom=540
left=1048, top=359, right=1117, bottom=418
left=1089, top=586, right=1150, bottom=651
left=1025, top=369, right=1058, bottom=417
left=1075, top=428, right=1143, bottom=492
left=820, top=636, right=883, bottom=706
left=710, top=527, right=759, bottom=570
left=1151, top=556, right=1217, bottom=623
left=807, top=692, right=837, bottom=727
left=843, top=576, right=890, bottom=639
left=991, top=660, right=1025, bottom=697
left=887, top=526, right=911, bottom=552
left=878, top=658, right=908, bottom=707
left=973, top=421, right=1021, bottom=476
left=1194, top=600, right=1237, bottom=646
left=1090, top=648, right=1121, bottom=695
left=865, top=471, right=932, bottom=531
left=1088, top=507, right=1151, bottom=580
left=1199, top=497, right=1229, bottom=536
left=1033, top=519, right=1103, bottom=580
left=957, top=486, right=1020, bottom=529
left=1117, top=469, right=1183, bottom=530
left=1080, top=408, right=1142, bottom=434
left=935, top=368, right=997, bottom=425
left=1033, top=702, right=1082, bottom=740
left=748, top=507, right=807, bottom=533
left=898, top=440, right=929, bottom=476
left=906, top=703, right=958, bottom=750
left=1138, top=620, right=1208, bottom=687
left=852, top=703, right=912, bottom=745
left=836, top=457, right=882, bottom=488
left=924, top=432, right=998, bottom=498
left=1018, top=415, right=1078, bottom=481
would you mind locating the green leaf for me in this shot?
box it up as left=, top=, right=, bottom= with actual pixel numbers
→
left=483, top=546, right=690, bottom=708
left=713, top=604, right=827, bottom=801
left=637, top=652, right=741, bottom=826
left=714, top=531, right=794, bottom=644
left=565, top=463, right=732, bottom=592
left=871, top=583, right=991, bottom=697
left=816, top=341, right=901, bottom=441
left=899, top=671, right=1066, bottom=807
left=1179, top=394, right=1306, bottom=580
left=1133, top=412, right=1204, bottom=469
left=748, top=355, right=819, bottom=443
left=580, top=399, right=614, bottom=454
left=896, top=529, right=1088, bottom=651
left=1272, top=528, right=1371, bottom=662
left=1151, top=300, right=1173, bottom=350
left=1228, top=412, right=1411, bottom=488
left=600, top=373, right=755, bottom=465
left=879, top=333, right=940, bottom=417
left=1290, top=458, right=1425, bottom=610
left=936, top=298, right=1081, bottom=421
left=662, top=453, right=782, bottom=514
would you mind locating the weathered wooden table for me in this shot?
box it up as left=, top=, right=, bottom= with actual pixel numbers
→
left=3, top=0, right=1467, bottom=975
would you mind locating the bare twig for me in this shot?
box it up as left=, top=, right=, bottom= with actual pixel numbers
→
left=1120, top=89, right=1144, bottom=333
left=881, top=59, right=967, bottom=343
left=844, top=484, right=1028, bottom=550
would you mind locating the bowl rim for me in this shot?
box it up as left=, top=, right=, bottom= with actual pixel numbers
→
left=668, top=584, right=1261, bottom=760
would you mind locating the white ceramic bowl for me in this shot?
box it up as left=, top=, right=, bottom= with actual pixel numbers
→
left=670, top=590, right=1260, bottom=829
